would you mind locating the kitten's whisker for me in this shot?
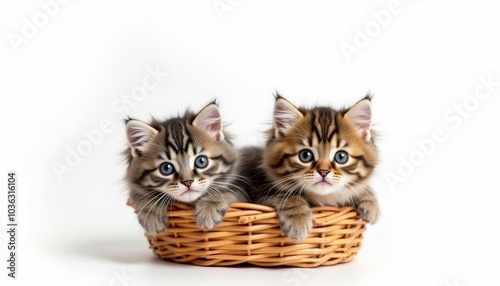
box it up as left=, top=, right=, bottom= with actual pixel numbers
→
left=209, top=183, right=244, bottom=200
left=208, top=185, right=231, bottom=198
left=258, top=179, right=292, bottom=199
left=211, top=181, right=250, bottom=199
left=145, top=192, right=168, bottom=222
left=133, top=189, right=163, bottom=205
left=216, top=175, right=255, bottom=188
left=217, top=173, right=253, bottom=182
left=135, top=192, right=164, bottom=215
left=206, top=187, right=224, bottom=200
left=280, top=181, right=306, bottom=210
left=347, top=181, right=376, bottom=203
left=156, top=194, right=171, bottom=223
left=258, top=174, right=298, bottom=196
left=274, top=181, right=299, bottom=210
left=136, top=192, right=164, bottom=217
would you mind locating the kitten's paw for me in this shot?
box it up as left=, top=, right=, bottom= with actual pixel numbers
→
left=138, top=212, right=169, bottom=235
left=279, top=209, right=314, bottom=241
left=195, top=198, right=228, bottom=230
left=356, top=201, right=380, bottom=223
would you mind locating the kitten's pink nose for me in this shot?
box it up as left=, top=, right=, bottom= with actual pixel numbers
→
left=181, top=180, right=193, bottom=187
left=318, top=169, right=330, bottom=178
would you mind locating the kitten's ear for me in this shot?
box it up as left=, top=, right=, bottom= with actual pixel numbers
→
left=193, top=103, right=224, bottom=141
left=344, top=98, right=372, bottom=141
left=274, top=97, right=303, bottom=138
left=126, top=119, right=159, bottom=157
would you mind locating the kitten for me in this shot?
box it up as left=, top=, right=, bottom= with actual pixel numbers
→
left=124, top=102, right=248, bottom=235
left=241, top=95, right=380, bottom=241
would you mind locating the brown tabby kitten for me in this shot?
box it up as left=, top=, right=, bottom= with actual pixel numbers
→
left=124, top=102, right=248, bottom=235
left=241, top=95, right=380, bottom=241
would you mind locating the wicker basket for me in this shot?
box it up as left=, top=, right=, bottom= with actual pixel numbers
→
left=128, top=201, right=367, bottom=267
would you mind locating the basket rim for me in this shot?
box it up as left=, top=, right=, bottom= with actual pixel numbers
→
left=127, top=200, right=359, bottom=212
left=127, top=200, right=365, bottom=227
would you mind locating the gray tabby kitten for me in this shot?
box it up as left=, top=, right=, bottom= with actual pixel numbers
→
left=241, top=95, right=380, bottom=241
left=124, top=102, right=248, bottom=234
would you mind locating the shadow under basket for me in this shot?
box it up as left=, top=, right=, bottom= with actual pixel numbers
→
left=128, top=201, right=367, bottom=267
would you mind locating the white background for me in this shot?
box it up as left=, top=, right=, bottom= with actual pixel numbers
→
left=1, top=0, right=500, bottom=285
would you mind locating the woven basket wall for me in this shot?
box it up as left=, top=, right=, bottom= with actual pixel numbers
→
left=129, top=201, right=366, bottom=267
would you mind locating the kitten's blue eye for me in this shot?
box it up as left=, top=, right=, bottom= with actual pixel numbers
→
left=334, top=151, right=349, bottom=164
left=194, top=155, right=209, bottom=169
left=159, top=162, right=175, bottom=176
left=298, top=149, right=314, bottom=163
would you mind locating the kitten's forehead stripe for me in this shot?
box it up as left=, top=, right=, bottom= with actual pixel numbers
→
left=182, top=135, right=192, bottom=154
left=319, top=110, right=331, bottom=143
left=310, top=109, right=334, bottom=144
left=328, top=114, right=339, bottom=143
left=327, top=127, right=336, bottom=143
left=164, top=120, right=187, bottom=155
left=166, top=137, right=178, bottom=154
left=311, top=113, right=322, bottom=142
left=181, top=128, right=191, bottom=154
left=171, top=121, right=187, bottom=154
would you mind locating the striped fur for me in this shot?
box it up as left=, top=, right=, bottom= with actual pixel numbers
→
left=124, top=103, right=249, bottom=235
left=242, top=95, right=380, bottom=241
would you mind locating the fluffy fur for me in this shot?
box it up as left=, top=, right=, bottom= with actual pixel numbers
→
left=241, top=95, right=380, bottom=241
left=124, top=103, right=248, bottom=234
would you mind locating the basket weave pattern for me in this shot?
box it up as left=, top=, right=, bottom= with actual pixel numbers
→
left=131, top=201, right=367, bottom=267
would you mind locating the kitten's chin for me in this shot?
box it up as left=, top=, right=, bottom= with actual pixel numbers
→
left=306, top=182, right=341, bottom=196
left=304, top=183, right=351, bottom=207
left=173, top=189, right=204, bottom=203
